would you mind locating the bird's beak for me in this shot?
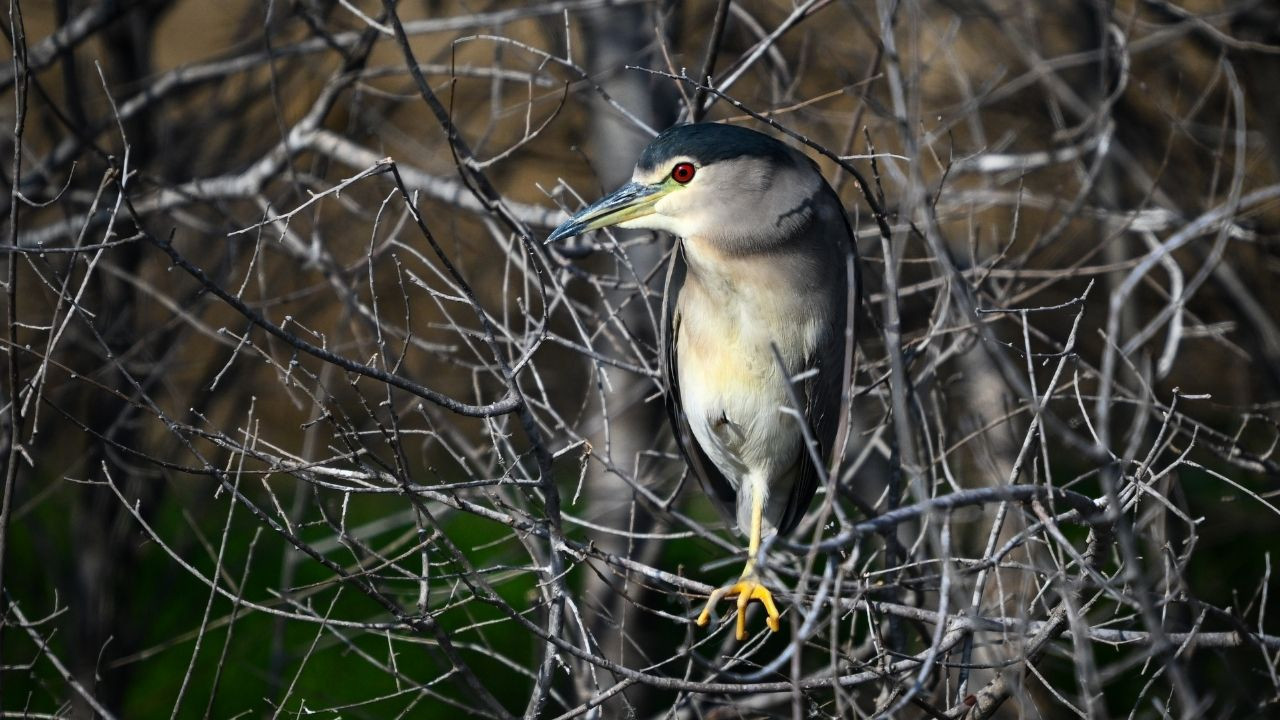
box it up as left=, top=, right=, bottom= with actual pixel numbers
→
left=546, top=181, right=669, bottom=244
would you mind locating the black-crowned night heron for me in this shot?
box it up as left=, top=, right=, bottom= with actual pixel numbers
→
left=548, top=123, right=856, bottom=640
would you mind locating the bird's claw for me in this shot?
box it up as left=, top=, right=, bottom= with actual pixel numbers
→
left=696, top=576, right=782, bottom=640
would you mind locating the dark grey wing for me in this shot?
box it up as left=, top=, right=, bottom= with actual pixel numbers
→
left=775, top=185, right=861, bottom=536
left=774, top=341, right=843, bottom=535
left=661, top=244, right=738, bottom=523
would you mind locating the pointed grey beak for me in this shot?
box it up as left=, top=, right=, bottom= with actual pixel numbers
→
left=546, top=181, right=669, bottom=244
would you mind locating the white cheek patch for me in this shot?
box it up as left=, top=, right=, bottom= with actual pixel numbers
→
left=652, top=192, right=703, bottom=237
left=658, top=181, right=747, bottom=241
left=653, top=190, right=690, bottom=216
left=619, top=213, right=685, bottom=235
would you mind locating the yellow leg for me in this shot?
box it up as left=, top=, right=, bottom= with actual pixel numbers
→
left=695, top=483, right=782, bottom=640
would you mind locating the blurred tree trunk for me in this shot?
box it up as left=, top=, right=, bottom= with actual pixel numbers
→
left=578, top=2, right=677, bottom=714
left=1224, top=3, right=1280, bottom=391
left=67, top=2, right=172, bottom=715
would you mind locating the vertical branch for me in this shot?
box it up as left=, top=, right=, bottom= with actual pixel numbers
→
left=0, top=0, right=28, bottom=699
left=872, top=0, right=916, bottom=663
left=689, top=0, right=732, bottom=122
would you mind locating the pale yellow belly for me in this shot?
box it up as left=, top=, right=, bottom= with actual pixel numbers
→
left=676, top=293, right=814, bottom=487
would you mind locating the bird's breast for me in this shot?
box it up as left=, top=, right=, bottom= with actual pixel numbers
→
left=675, top=244, right=832, bottom=481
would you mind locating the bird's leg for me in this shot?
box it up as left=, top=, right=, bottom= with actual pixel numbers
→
left=695, top=482, right=782, bottom=640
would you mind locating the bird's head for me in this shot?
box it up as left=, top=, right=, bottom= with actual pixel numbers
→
left=547, top=123, right=823, bottom=250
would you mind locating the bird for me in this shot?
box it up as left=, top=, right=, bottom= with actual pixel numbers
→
left=547, top=122, right=857, bottom=640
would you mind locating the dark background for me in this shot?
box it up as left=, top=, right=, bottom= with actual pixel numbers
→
left=1, top=0, right=1279, bottom=717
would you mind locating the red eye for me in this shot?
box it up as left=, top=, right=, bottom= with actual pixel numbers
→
left=670, top=162, right=696, bottom=184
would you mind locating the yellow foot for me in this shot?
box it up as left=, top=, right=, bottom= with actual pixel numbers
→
left=695, top=577, right=782, bottom=640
